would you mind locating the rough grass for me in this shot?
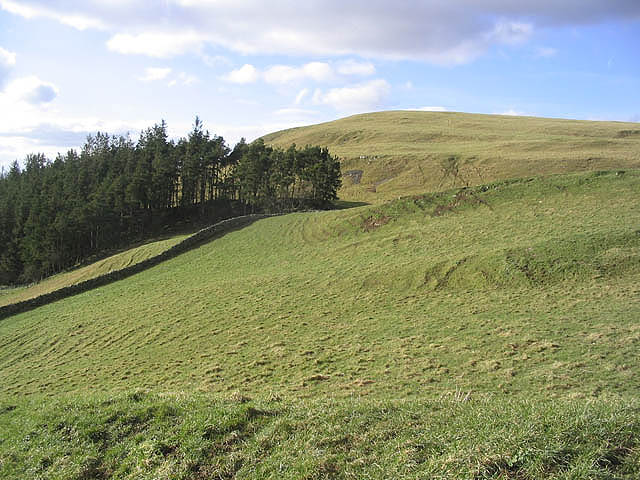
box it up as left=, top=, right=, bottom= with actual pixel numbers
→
left=1, top=391, right=639, bottom=479
left=263, top=110, right=640, bottom=203
left=1, top=170, right=639, bottom=478
left=0, top=170, right=638, bottom=401
left=0, top=234, right=188, bottom=307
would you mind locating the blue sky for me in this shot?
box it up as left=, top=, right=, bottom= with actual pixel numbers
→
left=0, top=0, right=638, bottom=168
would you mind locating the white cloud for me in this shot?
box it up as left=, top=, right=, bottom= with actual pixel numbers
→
left=201, top=54, right=230, bottom=67
left=0, top=46, right=16, bottom=88
left=107, top=32, right=204, bottom=58
left=264, top=62, right=334, bottom=85
left=313, top=79, right=391, bottom=113
left=414, top=106, right=448, bottom=112
left=0, top=112, right=149, bottom=167
left=167, top=72, right=198, bottom=87
left=336, top=60, right=375, bottom=76
left=138, top=67, right=172, bottom=82
left=226, top=60, right=376, bottom=88
left=295, top=88, right=309, bottom=105
left=3, top=76, right=58, bottom=104
left=0, top=46, right=16, bottom=67
left=224, top=64, right=259, bottom=84
left=8, top=1, right=636, bottom=64
left=0, top=0, right=106, bottom=30
left=0, top=71, right=156, bottom=167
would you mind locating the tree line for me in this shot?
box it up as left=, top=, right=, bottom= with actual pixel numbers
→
left=0, top=118, right=341, bottom=284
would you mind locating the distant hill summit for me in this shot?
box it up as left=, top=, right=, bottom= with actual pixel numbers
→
left=263, top=110, right=640, bottom=202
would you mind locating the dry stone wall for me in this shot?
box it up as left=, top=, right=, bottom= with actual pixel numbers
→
left=0, top=214, right=278, bottom=321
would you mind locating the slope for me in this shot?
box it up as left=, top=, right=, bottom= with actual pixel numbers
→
left=0, top=234, right=188, bottom=308
left=1, top=170, right=638, bottom=400
left=263, top=110, right=640, bottom=202
left=1, top=169, right=640, bottom=479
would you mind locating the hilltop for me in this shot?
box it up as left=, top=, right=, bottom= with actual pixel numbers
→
left=263, top=110, right=640, bottom=202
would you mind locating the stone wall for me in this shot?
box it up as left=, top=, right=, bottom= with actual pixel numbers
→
left=0, top=214, right=278, bottom=321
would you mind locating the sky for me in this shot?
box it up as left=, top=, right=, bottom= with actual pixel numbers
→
left=0, top=0, right=639, bottom=169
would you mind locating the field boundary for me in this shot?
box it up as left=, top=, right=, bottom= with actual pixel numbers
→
left=0, top=213, right=280, bottom=321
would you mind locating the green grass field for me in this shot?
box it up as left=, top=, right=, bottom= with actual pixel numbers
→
left=1, top=171, right=638, bottom=400
left=264, top=110, right=640, bottom=203
left=1, top=169, right=639, bottom=478
left=2, top=392, right=638, bottom=479
left=2, top=111, right=640, bottom=478
left=0, top=234, right=188, bottom=308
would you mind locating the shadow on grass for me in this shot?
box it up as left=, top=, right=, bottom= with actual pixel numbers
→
left=332, top=200, right=370, bottom=210
left=0, top=214, right=274, bottom=321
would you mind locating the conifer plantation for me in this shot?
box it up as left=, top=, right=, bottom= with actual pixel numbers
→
left=0, top=118, right=341, bottom=284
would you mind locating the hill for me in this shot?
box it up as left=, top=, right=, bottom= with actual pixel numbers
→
left=1, top=170, right=638, bottom=399
left=1, top=170, right=639, bottom=478
left=263, top=110, right=640, bottom=202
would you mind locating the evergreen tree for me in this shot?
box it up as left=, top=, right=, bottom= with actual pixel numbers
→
left=0, top=118, right=341, bottom=285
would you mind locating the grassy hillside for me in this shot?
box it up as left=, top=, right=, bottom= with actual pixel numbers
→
left=263, top=111, right=640, bottom=202
left=1, top=169, right=639, bottom=478
left=0, top=234, right=188, bottom=308
left=1, top=170, right=638, bottom=400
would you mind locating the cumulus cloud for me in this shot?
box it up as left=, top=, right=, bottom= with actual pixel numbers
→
left=0, top=46, right=16, bottom=88
left=0, top=46, right=16, bottom=68
left=264, top=62, right=334, bottom=85
left=0, top=110, right=149, bottom=167
left=3, top=76, right=58, bottom=104
left=313, top=79, right=391, bottom=113
left=168, top=72, right=199, bottom=87
left=138, top=67, right=172, bottom=82
left=0, top=0, right=106, bottom=30
left=225, top=64, right=259, bottom=84
left=0, top=73, right=149, bottom=167
left=178, top=72, right=198, bottom=86
left=5, top=1, right=639, bottom=64
left=225, top=60, right=376, bottom=86
left=107, top=31, right=204, bottom=58
left=295, top=88, right=309, bottom=105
